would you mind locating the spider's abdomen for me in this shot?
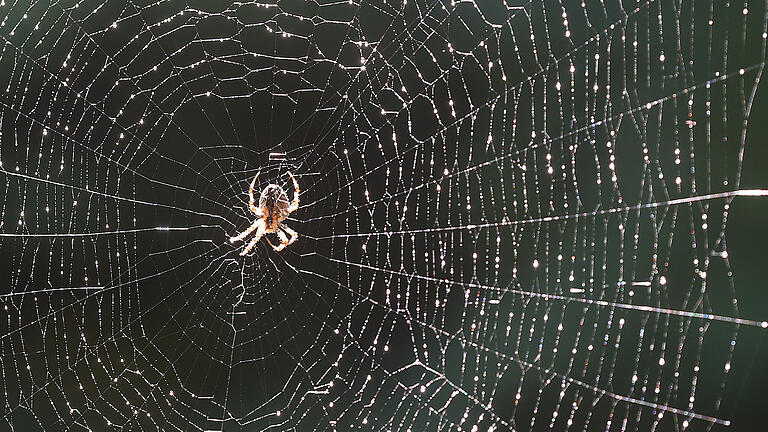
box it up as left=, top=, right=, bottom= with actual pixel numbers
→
left=260, top=184, right=289, bottom=212
left=259, top=184, right=291, bottom=232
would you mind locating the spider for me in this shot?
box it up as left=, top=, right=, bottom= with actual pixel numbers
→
left=230, top=171, right=299, bottom=255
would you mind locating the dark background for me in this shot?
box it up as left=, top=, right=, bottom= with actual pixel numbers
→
left=0, top=0, right=767, bottom=431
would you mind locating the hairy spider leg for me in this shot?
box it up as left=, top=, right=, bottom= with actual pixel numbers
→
left=265, top=236, right=278, bottom=249
left=240, top=221, right=266, bottom=256
left=273, top=229, right=290, bottom=251
left=280, top=223, right=298, bottom=246
left=286, top=171, right=300, bottom=213
left=230, top=218, right=261, bottom=243
left=248, top=171, right=261, bottom=215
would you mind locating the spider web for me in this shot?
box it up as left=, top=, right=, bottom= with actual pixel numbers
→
left=1, top=0, right=768, bottom=431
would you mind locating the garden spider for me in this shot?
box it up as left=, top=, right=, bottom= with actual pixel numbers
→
left=230, top=171, right=299, bottom=255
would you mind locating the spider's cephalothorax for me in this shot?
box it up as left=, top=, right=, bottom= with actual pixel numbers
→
left=230, top=171, right=299, bottom=255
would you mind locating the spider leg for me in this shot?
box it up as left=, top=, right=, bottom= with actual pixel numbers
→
left=280, top=222, right=298, bottom=246
left=240, top=220, right=266, bottom=256
left=230, top=218, right=260, bottom=243
left=265, top=236, right=277, bottom=248
left=286, top=171, right=300, bottom=213
left=248, top=171, right=261, bottom=215
left=273, top=229, right=290, bottom=252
